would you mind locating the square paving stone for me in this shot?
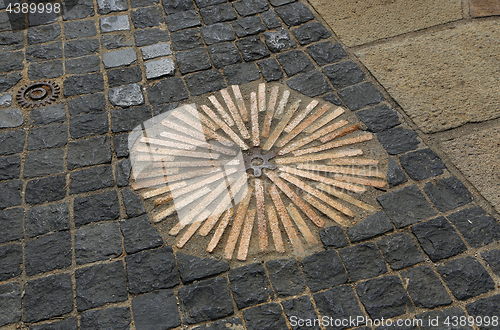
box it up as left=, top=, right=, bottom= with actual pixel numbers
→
left=141, top=43, right=172, bottom=60
left=399, top=148, right=447, bottom=181
left=338, top=82, right=384, bottom=111
left=131, top=6, right=164, bottom=28
left=277, top=50, right=314, bottom=77
left=356, top=104, right=400, bottom=133
left=0, top=155, right=20, bottom=180
left=111, top=105, right=152, bottom=132
left=233, top=16, right=266, bottom=38
left=466, top=294, right=500, bottom=330
left=0, top=283, right=21, bottom=327
left=0, top=108, right=23, bottom=129
left=292, top=21, right=331, bottom=45
left=114, top=134, right=130, bottom=157
left=323, top=93, right=343, bottom=105
left=0, top=207, right=23, bottom=243
left=24, top=149, right=65, bottom=178
left=192, top=317, right=244, bottom=330
left=63, top=73, right=104, bottom=96
left=81, top=307, right=131, bottom=330
left=100, top=16, right=130, bottom=33
left=243, top=303, right=288, bottom=330
left=233, top=0, right=269, bottom=16
left=447, top=206, right=500, bottom=248
left=481, top=249, right=500, bottom=276
left=176, top=47, right=212, bottom=74
left=73, top=190, right=120, bottom=227
left=28, top=60, right=63, bottom=80
left=0, top=244, right=22, bottom=281
left=107, top=65, right=143, bottom=88
left=2, top=51, right=24, bottom=72
left=346, top=211, right=393, bottom=242
left=323, top=60, right=365, bottom=89
left=268, top=0, right=295, bottom=6
left=69, top=112, right=109, bottom=139
left=282, top=296, right=320, bottom=330
left=200, top=3, right=238, bottom=25
left=377, top=126, right=420, bottom=155
left=376, top=232, right=424, bottom=270
left=68, top=136, right=112, bottom=170
left=184, top=69, right=227, bottom=96
left=257, top=58, right=284, bottom=82
left=319, top=225, right=349, bottom=248
left=264, top=28, right=295, bottom=53
left=27, top=24, right=61, bottom=44
left=126, top=246, right=179, bottom=294
left=97, top=0, right=128, bottom=14
left=64, top=20, right=96, bottom=39
left=69, top=165, right=114, bottom=194
left=236, top=36, right=270, bottom=62
left=61, top=0, right=95, bottom=20
left=0, top=130, right=25, bottom=156
left=228, top=262, right=271, bottom=309
left=417, top=307, right=472, bottom=330
left=165, top=10, right=201, bottom=32
left=75, top=222, right=123, bottom=265
left=26, top=175, right=66, bottom=205
left=411, top=216, right=467, bottom=262
left=25, top=231, right=72, bottom=276
left=101, top=33, right=134, bottom=50
left=122, top=188, right=146, bottom=218
left=357, top=275, right=413, bottom=319
left=102, top=48, right=137, bottom=68
left=135, top=28, right=170, bottom=47
left=23, top=273, right=73, bottom=323
left=286, top=70, right=333, bottom=97
left=424, top=176, right=472, bottom=212
left=339, top=242, right=387, bottom=282
left=148, top=77, right=189, bottom=104
left=275, top=3, right=313, bottom=26
left=194, top=0, right=226, bottom=8
left=30, top=318, right=78, bottom=330
left=120, top=214, right=163, bottom=254
left=109, top=82, right=145, bottom=108
left=26, top=42, right=63, bottom=61
left=0, top=180, right=22, bottom=209
left=0, top=72, right=22, bottom=93
left=177, top=253, right=229, bottom=283
left=301, top=250, right=348, bottom=292
left=261, top=9, right=282, bottom=29
left=314, top=285, right=365, bottom=330
left=171, top=28, right=204, bottom=51
left=68, top=93, right=105, bottom=116
left=223, top=62, right=261, bottom=85
left=401, top=265, right=452, bottom=309
left=131, top=0, right=159, bottom=6
left=202, top=23, right=236, bottom=45
left=377, top=185, right=436, bottom=228
left=76, top=261, right=128, bottom=311
left=179, top=277, right=234, bottom=324
left=266, top=258, right=306, bottom=297
left=208, top=42, right=242, bottom=68
left=27, top=124, right=68, bottom=150
left=65, top=38, right=99, bottom=58
left=437, top=256, right=495, bottom=300
left=162, top=0, right=195, bottom=14
left=132, top=290, right=181, bottom=330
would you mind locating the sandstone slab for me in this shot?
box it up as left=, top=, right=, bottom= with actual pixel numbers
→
left=355, top=21, right=500, bottom=133
left=470, top=0, right=500, bottom=17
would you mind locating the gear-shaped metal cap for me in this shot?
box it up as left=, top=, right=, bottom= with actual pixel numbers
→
left=16, top=80, right=60, bottom=108
left=242, top=148, right=277, bottom=177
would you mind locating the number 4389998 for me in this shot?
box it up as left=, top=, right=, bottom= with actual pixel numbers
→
left=6, top=2, right=61, bottom=14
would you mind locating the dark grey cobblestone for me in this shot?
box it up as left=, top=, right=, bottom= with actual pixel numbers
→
left=481, top=249, right=500, bottom=276
left=339, top=242, right=387, bottom=281
left=23, top=273, right=73, bottom=323
left=338, top=81, right=384, bottom=110
left=401, top=265, right=452, bottom=309
left=24, top=149, right=65, bottom=178
left=260, top=9, right=281, bottom=29
left=319, top=225, right=349, bottom=248
left=243, top=303, right=287, bottom=330
left=228, top=263, right=271, bottom=309
left=126, top=246, right=179, bottom=294
left=76, top=261, right=128, bottom=311
left=26, top=175, right=66, bottom=205
left=176, top=47, right=212, bottom=74
left=200, top=3, right=238, bottom=25
left=0, top=244, right=22, bottom=281
left=1, top=31, right=25, bottom=51
left=132, top=290, right=181, bottom=330
left=111, top=105, right=152, bottom=132
left=233, top=0, right=270, bottom=17
left=75, top=222, right=123, bottom=265
left=236, top=36, right=270, bottom=61
left=0, top=108, right=23, bottom=128
left=148, top=77, right=189, bottom=104
left=346, top=211, right=393, bottom=242
left=377, top=126, right=420, bottom=155
left=223, top=62, right=261, bottom=85
left=277, top=50, right=314, bottom=77
left=323, top=60, right=365, bottom=89
left=0, top=72, right=22, bottom=92
left=287, top=70, right=333, bottom=97
left=233, top=16, right=266, bottom=38
left=26, top=42, right=63, bottom=61
left=447, top=206, right=500, bottom=248
left=202, top=23, right=236, bottom=45
left=356, top=103, right=400, bottom=133
left=131, top=6, right=164, bottom=28
left=162, top=0, right=195, bottom=14
left=65, top=38, right=100, bottom=58
left=120, top=214, right=163, bottom=254
left=257, top=58, right=284, bottom=81
left=2, top=51, right=24, bottom=73
left=424, top=176, right=472, bottom=212
left=73, top=190, right=120, bottom=227
left=62, top=0, right=95, bottom=20
left=97, top=0, right=128, bottom=15
left=27, top=124, right=68, bottom=150
left=68, top=136, right=112, bottom=170
left=264, top=28, right=295, bottom=53
left=0, top=154, right=20, bottom=180
left=100, top=16, right=131, bottom=33
left=135, top=28, right=170, bottom=47
left=102, top=33, right=135, bottom=49
left=116, top=158, right=131, bottom=187
left=177, top=253, right=229, bottom=283
left=114, top=134, right=130, bottom=157
left=301, top=249, right=348, bottom=292
left=69, top=165, right=114, bottom=194
left=386, top=158, right=407, bottom=188
left=65, top=56, right=101, bottom=74
left=376, top=232, right=424, bottom=270
left=0, top=180, right=22, bottom=209
left=417, top=307, right=472, bottom=330
left=292, top=21, right=331, bottom=45
left=0, top=283, right=21, bottom=327
left=64, top=73, right=105, bottom=96
left=275, top=2, right=313, bottom=26
left=266, top=258, right=305, bottom=297
left=27, top=24, right=61, bottom=44
left=103, top=48, right=138, bottom=68
left=25, top=231, right=72, bottom=276
left=30, top=104, right=66, bottom=126
left=193, top=317, right=244, bottom=330
left=68, top=93, right=106, bottom=115
left=64, top=20, right=97, bottom=39
left=0, top=207, right=24, bottom=243
left=25, top=202, right=69, bottom=238
left=171, top=28, right=204, bottom=51
left=30, top=317, right=78, bottom=330
left=69, top=112, right=109, bottom=139
left=122, top=188, right=146, bottom=217
left=28, top=60, right=64, bottom=80
left=209, top=42, right=242, bottom=68
left=399, top=148, right=447, bottom=181
left=132, top=0, right=159, bottom=7
left=184, top=69, right=227, bottom=95
left=438, top=256, right=495, bottom=300
left=194, top=0, right=226, bottom=8
left=466, top=294, right=500, bottom=330
left=81, top=307, right=131, bottom=330
left=0, top=129, right=24, bottom=156
left=314, top=285, right=365, bottom=330
left=166, top=10, right=201, bottom=32
left=282, top=296, right=320, bottom=330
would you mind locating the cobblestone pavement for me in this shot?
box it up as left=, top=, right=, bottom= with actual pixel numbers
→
left=1, top=0, right=500, bottom=329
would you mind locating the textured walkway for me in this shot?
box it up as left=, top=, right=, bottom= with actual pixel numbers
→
left=0, top=0, right=499, bottom=329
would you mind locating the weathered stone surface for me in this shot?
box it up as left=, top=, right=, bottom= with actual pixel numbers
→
left=233, top=0, right=269, bottom=17
left=64, top=20, right=97, bottom=39
left=120, top=215, right=163, bottom=254
left=0, top=94, right=12, bottom=107
left=376, top=233, right=424, bottom=271
left=177, top=253, right=229, bottom=283
left=481, top=249, right=500, bottom=276
left=233, top=16, right=266, bottom=38
left=65, top=38, right=100, bottom=58
left=441, top=126, right=500, bottom=212
left=176, top=47, right=212, bottom=74
left=141, top=43, right=172, bottom=60
left=148, top=77, right=189, bottom=104
left=69, top=165, right=114, bottom=194
left=399, top=149, right=447, bottom=181
left=356, top=104, right=400, bottom=133
left=30, top=318, right=78, bottom=330
left=0, top=208, right=23, bottom=243
left=97, top=0, right=128, bottom=14
left=0, top=108, right=23, bottom=128
left=25, top=175, right=66, bottom=205
left=314, top=285, right=365, bottom=328
left=322, top=93, right=343, bottom=106
left=25, top=231, right=72, bottom=276
left=126, top=247, right=179, bottom=294
left=229, top=263, right=271, bottom=309
left=26, top=42, right=63, bottom=61
left=0, top=244, right=22, bottom=281
left=401, top=265, right=452, bottom=309
left=171, top=28, right=203, bottom=51
left=135, top=28, right=170, bottom=47
left=0, top=180, right=22, bottom=210
left=261, top=9, right=281, bottom=29
left=447, top=206, right=500, bottom=248
left=223, top=62, right=260, bottom=85
left=73, top=190, right=120, bottom=227
left=100, top=15, right=130, bottom=32
left=355, top=21, right=500, bottom=133
left=466, top=294, right=500, bottom=329
left=69, top=112, right=108, bottom=139
left=277, top=50, right=314, bottom=77
left=323, top=60, right=365, bottom=90
left=257, top=58, right=283, bottom=82
left=23, top=273, right=73, bottom=323
left=236, top=36, right=270, bottom=61
left=193, top=317, right=244, bottom=330
left=101, top=33, right=135, bottom=49
left=194, top=0, right=226, bottom=8
left=357, top=276, right=413, bottom=319
left=131, top=6, right=164, bottom=28
left=338, top=82, right=384, bottom=111
left=346, top=211, right=393, bottom=242
left=179, top=277, right=234, bottom=324
left=25, top=202, right=69, bottom=238
left=319, top=225, right=349, bottom=248
left=424, top=176, right=472, bottom=212
left=339, top=242, right=387, bottom=281
left=0, top=155, right=20, bottom=180
left=282, top=296, right=320, bottom=330
left=2, top=51, right=24, bottom=73
left=301, top=250, right=348, bottom=292
left=121, top=188, right=146, bottom=218
left=244, top=303, right=287, bottom=330
left=417, top=307, right=472, bottom=330
left=438, top=256, right=495, bottom=300
left=412, top=216, right=467, bottom=262
left=162, top=0, right=195, bottom=14
left=275, top=3, right=313, bottom=26
left=68, top=136, right=111, bottom=170
left=385, top=158, right=407, bottom=188
left=201, top=23, right=235, bottom=46
left=292, top=21, right=331, bottom=46
left=184, top=69, right=226, bottom=96
left=286, top=70, right=333, bottom=97
left=200, top=3, right=238, bottom=25
left=377, top=126, right=420, bottom=155
left=263, top=28, right=295, bottom=53
left=470, top=0, right=500, bottom=17
left=27, top=24, right=61, bottom=44
left=377, top=185, right=436, bottom=228
left=0, top=283, right=21, bottom=327
left=61, top=0, right=95, bottom=20
left=0, top=72, right=22, bottom=93
left=109, top=83, right=144, bottom=107
left=65, top=56, right=100, bottom=74
left=116, top=158, right=131, bottom=187
left=24, top=149, right=65, bottom=178
left=27, top=124, right=67, bottom=150
left=208, top=42, right=242, bottom=68
left=75, top=222, right=123, bottom=265
left=114, top=134, right=130, bottom=157
left=309, top=0, right=461, bottom=46
left=266, top=259, right=305, bottom=297
left=28, top=60, right=64, bottom=80
left=145, top=57, right=176, bottom=79
left=103, top=48, right=137, bottom=68
left=132, top=290, right=181, bottom=330
left=165, top=10, right=201, bottom=32
left=76, top=261, right=128, bottom=311
left=0, top=130, right=23, bottom=156
left=63, top=73, right=104, bottom=96
left=81, top=307, right=131, bottom=330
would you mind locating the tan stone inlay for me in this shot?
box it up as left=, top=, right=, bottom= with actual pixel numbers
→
left=258, top=83, right=266, bottom=112
left=200, top=104, right=249, bottom=150
left=221, top=89, right=251, bottom=140
left=287, top=203, right=318, bottom=245
left=225, top=188, right=254, bottom=259
left=208, top=95, right=235, bottom=126
left=232, top=85, right=249, bottom=122
left=237, top=209, right=257, bottom=261
left=263, top=99, right=301, bottom=150
left=285, top=100, right=319, bottom=133
left=316, top=183, right=377, bottom=212
left=274, top=89, right=290, bottom=119
left=255, top=178, right=268, bottom=251
left=266, top=203, right=285, bottom=253
left=293, top=134, right=373, bottom=156
left=250, top=92, right=260, bottom=147
left=262, top=86, right=280, bottom=138
left=470, top=0, right=500, bottom=17
left=303, top=194, right=348, bottom=226
left=304, top=106, right=344, bottom=134
left=207, top=208, right=234, bottom=253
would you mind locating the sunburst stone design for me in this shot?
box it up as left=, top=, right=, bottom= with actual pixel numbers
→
left=130, top=82, right=387, bottom=261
